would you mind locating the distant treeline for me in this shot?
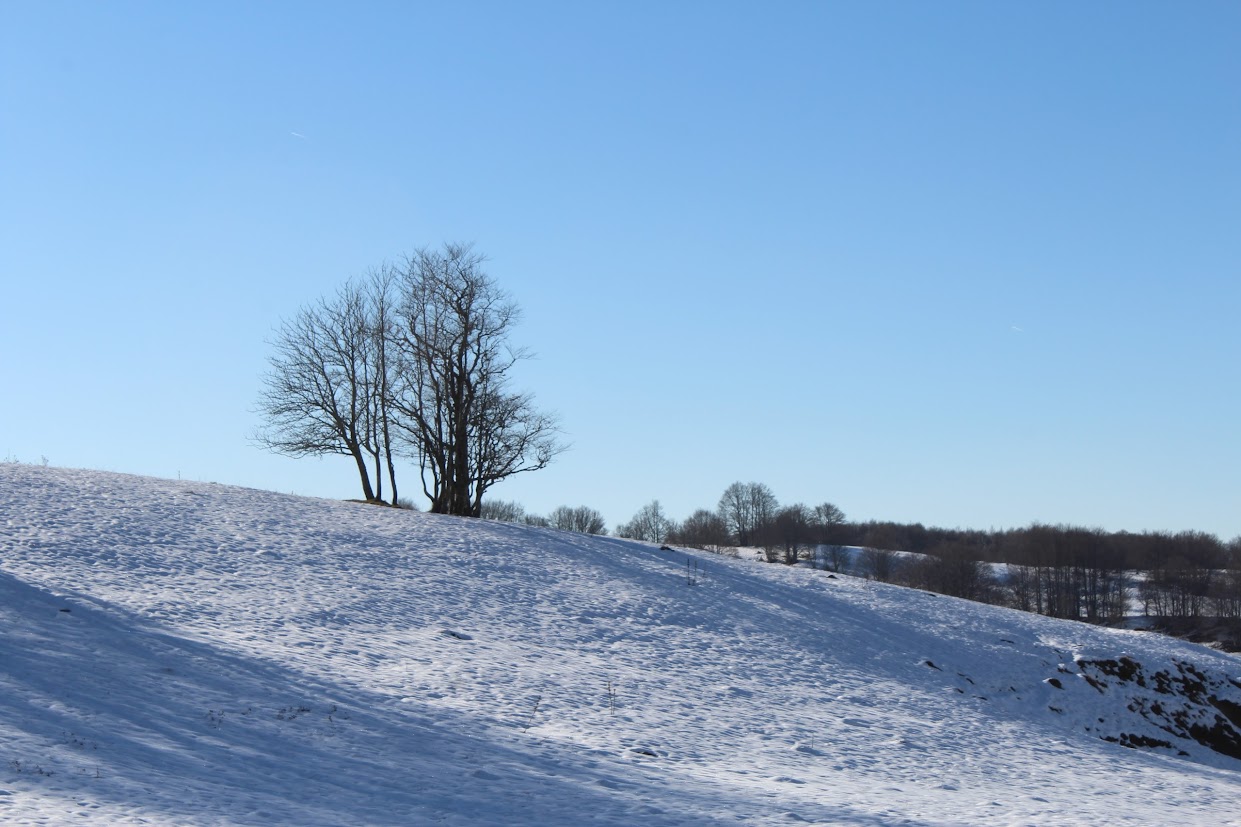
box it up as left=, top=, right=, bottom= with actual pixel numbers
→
left=831, top=521, right=1241, bottom=626
left=486, top=481, right=1241, bottom=632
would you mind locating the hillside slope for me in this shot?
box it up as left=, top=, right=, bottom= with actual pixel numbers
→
left=1, top=464, right=1240, bottom=826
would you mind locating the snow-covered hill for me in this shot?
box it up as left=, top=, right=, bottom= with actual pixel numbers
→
left=2, top=464, right=1240, bottom=826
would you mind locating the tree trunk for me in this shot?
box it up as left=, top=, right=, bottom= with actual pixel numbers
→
left=351, top=449, right=376, bottom=501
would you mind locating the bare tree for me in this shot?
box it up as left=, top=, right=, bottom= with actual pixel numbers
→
left=773, top=504, right=813, bottom=565
left=718, top=482, right=750, bottom=546
left=617, top=500, right=676, bottom=544
left=859, top=547, right=897, bottom=582
left=820, top=544, right=853, bottom=573
left=807, top=503, right=847, bottom=570
left=717, top=481, right=778, bottom=547
left=674, top=509, right=731, bottom=552
left=480, top=499, right=527, bottom=523
left=364, top=266, right=401, bottom=505
left=256, top=245, right=561, bottom=512
left=812, top=503, right=846, bottom=541
left=549, top=505, right=608, bottom=535
left=907, top=542, right=993, bottom=601
left=391, top=244, right=565, bottom=516
left=256, top=279, right=390, bottom=502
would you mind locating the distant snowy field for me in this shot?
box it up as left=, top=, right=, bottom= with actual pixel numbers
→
left=2, top=464, right=1240, bottom=826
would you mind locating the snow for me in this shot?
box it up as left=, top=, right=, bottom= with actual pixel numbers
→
left=2, top=463, right=1240, bottom=826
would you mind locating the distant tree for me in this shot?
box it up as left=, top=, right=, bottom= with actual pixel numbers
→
left=390, top=244, right=565, bottom=516
left=549, top=505, right=607, bottom=535
left=717, top=482, right=750, bottom=545
left=749, top=484, right=779, bottom=546
left=812, top=503, right=847, bottom=543
left=1210, top=566, right=1241, bottom=620
left=1003, top=561, right=1038, bottom=613
left=717, top=481, right=778, bottom=547
left=1066, top=527, right=1127, bottom=622
left=910, top=542, right=993, bottom=601
left=1142, top=548, right=1218, bottom=619
left=819, top=543, right=852, bottom=573
left=480, top=499, right=527, bottom=523
left=1220, top=536, right=1241, bottom=619
left=860, top=522, right=907, bottom=553
left=773, top=504, right=814, bottom=565
left=617, top=500, right=676, bottom=544
left=859, top=546, right=897, bottom=583
left=674, top=509, right=732, bottom=552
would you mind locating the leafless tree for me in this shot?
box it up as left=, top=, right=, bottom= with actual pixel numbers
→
left=256, top=245, right=561, bottom=513
left=906, top=542, right=993, bottom=601
left=820, top=544, right=852, bottom=573
left=717, top=481, right=778, bottom=547
left=390, top=244, right=564, bottom=516
left=813, top=503, right=846, bottom=541
left=365, top=266, right=401, bottom=505
left=1004, top=562, right=1039, bottom=613
left=550, top=505, right=608, bottom=535
left=859, top=546, right=897, bottom=582
left=774, top=504, right=813, bottom=565
left=480, top=499, right=527, bottom=523
left=674, top=509, right=732, bottom=552
left=617, top=500, right=676, bottom=544
left=256, top=278, right=393, bottom=502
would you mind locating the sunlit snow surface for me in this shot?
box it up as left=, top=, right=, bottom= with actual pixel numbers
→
left=2, top=464, right=1240, bottom=826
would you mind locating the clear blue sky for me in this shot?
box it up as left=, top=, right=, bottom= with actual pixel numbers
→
left=3, top=2, right=1238, bottom=539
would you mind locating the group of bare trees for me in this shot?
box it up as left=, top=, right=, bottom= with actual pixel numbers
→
left=845, top=523, right=1241, bottom=629
left=480, top=500, right=608, bottom=535
left=797, top=519, right=1241, bottom=627
left=549, top=505, right=608, bottom=535
left=1133, top=531, right=1241, bottom=621
left=615, top=500, right=677, bottom=544
left=884, top=523, right=1241, bottom=624
left=612, top=482, right=849, bottom=565
left=256, top=244, right=564, bottom=516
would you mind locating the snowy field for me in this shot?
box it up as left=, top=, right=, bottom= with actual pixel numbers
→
left=2, top=464, right=1240, bottom=826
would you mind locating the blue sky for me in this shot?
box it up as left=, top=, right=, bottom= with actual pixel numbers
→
left=3, top=2, right=1238, bottom=539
